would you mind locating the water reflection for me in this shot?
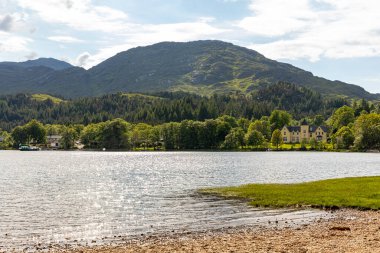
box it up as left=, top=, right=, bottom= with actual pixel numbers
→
left=0, top=151, right=379, bottom=250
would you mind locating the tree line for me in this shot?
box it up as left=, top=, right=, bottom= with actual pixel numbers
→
left=0, top=82, right=352, bottom=131
left=1, top=103, right=380, bottom=151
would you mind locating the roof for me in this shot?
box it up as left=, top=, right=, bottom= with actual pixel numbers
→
left=284, top=125, right=328, bottom=133
left=285, top=126, right=300, bottom=132
left=309, top=125, right=318, bottom=132
left=309, top=125, right=329, bottom=133
left=47, top=135, right=62, bottom=139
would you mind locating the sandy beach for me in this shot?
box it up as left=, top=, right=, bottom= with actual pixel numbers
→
left=58, top=209, right=380, bottom=253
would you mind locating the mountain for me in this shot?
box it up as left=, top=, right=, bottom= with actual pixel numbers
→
left=0, top=58, right=73, bottom=70
left=0, top=65, right=88, bottom=98
left=0, top=41, right=378, bottom=99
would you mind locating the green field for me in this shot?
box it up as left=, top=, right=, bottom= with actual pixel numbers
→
left=31, top=94, right=64, bottom=104
left=200, top=177, right=380, bottom=210
left=271, top=143, right=334, bottom=151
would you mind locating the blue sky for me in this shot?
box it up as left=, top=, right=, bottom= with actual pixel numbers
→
left=1, top=0, right=380, bottom=93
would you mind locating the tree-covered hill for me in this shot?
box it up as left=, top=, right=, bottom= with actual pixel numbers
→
left=0, top=60, right=87, bottom=98
left=0, top=83, right=351, bottom=131
left=88, top=40, right=379, bottom=99
left=0, top=41, right=378, bottom=99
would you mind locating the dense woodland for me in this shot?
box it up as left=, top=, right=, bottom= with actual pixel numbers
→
left=1, top=94, right=379, bottom=151
left=0, top=82, right=355, bottom=131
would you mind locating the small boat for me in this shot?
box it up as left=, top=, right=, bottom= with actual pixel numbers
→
left=19, top=145, right=40, bottom=151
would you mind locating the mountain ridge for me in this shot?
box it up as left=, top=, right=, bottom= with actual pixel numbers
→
left=0, top=57, right=73, bottom=70
left=0, top=40, right=378, bottom=99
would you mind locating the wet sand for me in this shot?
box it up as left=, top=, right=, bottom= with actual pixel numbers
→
left=63, top=209, right=380, bottom=253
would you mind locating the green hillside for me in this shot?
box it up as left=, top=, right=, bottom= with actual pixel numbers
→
left=0, top=83, right=352, bottom=131
left=0, top=41, right=378, bottom=99
left=89, top=40, right=378, bottom=99
left=31, top=94, right=64, bottom=104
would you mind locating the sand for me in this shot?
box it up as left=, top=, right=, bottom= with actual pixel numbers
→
left=55, top=209, right=380, bottom=253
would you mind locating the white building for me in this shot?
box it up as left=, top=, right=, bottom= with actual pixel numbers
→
left=47, top=135, right=62, bottom=149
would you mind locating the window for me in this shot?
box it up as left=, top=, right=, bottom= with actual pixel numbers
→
left=303, top=130, right=306, bottom=133
left=284, top=132, right=286, bottom=135
left=310, top=133, right=312, bottom=137
left=283, top=137, right=287, bottom=142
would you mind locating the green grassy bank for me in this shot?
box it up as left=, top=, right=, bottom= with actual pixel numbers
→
left=200, top=177, right=380, bottom=210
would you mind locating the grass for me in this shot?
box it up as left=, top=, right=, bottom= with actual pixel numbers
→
left=31, top=94, right=64, bottom=104
left=269, top=143, right=334, bottom=151
left=199, top=176, right=380, bottom=210
left=120, top=93, right=164, bottom=100
left=241, top=143, right=335, bottom=151
left=168, top=84, right=215, bottom=96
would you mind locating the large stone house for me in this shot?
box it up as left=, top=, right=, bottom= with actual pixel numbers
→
left=281, top=120, right=328, bottom=143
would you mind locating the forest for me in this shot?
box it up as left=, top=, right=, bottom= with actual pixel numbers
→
left=1, top=100, right=379, bottom=151
left=0, top=82, right=354, bottom=131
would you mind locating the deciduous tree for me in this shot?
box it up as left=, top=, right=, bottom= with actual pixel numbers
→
left=271, top=129, right=283, bottom=150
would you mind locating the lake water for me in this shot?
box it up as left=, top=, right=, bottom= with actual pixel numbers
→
left=0, top=151, right=379, bottom=251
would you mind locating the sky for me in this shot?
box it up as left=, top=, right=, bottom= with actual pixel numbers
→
left=1, top=0, right=380, bottom=93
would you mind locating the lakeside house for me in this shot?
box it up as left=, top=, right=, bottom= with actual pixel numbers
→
left=47, top=135, right=63, bottom=149
left=281, top=120, right=328, bottom=143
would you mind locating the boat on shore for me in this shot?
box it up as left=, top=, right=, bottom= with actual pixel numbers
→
left=19, top=145, right=40, bottom=151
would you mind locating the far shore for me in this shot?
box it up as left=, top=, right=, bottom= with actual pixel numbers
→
left=2, top=148, right=380, bottom=154
left=63, top=209, right=380, bottom=253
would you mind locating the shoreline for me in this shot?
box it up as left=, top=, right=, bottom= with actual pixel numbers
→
left=63, top=209, right=380, bottom=253
left=3, top=149, right=379, bottom=153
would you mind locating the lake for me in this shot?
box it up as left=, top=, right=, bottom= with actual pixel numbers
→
left=0, top=151, right=379, bottom=251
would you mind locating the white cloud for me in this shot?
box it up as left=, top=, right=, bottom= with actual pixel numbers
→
left=0, top=14, right=14, bottom=31
left=0, top=31, right=31, bottom=53
left=238, top=0, right=314, bottom=37
left=17, top=0, right=380, bottom=67
left=128, top=22, right=227, bottom=46
left=48, top=35, right=83, bottom=43
left=0, top=12, right=28, bottom=32
left=75, top=51, right=91, bottom=67
left=74, top=44, right=134, bottom=69
left=14, top=0, right=228, bottom=68
left=0, top=0, right=11, bottom=12
left=25, top=51, right=37, bottom=60
left=16, top=0, right=227, bottom=42
left=17, top=0, right=130, bottom=33
left=242, top=0, right=380, bottom=61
